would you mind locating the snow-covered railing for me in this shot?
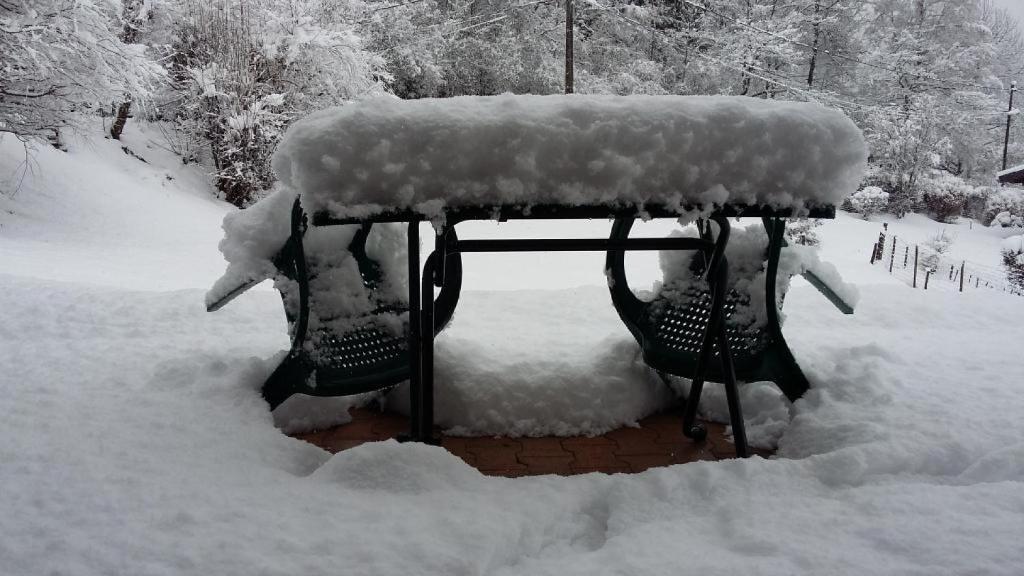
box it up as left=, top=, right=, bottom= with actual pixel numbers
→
left=271, top=94, right=867, bottom=221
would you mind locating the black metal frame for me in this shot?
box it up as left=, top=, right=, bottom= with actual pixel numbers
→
left=313, top=203, right=830, bottom=456
left=394, top=209, right=748, bottom=456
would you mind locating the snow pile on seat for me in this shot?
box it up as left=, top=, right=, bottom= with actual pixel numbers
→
left=204, top=187, right=297, bottom=309
left=205, top=187, right=410, bottom=346
left=658, top=224, right=857, bottom=330
left=272, top=94, right=867, bottom=219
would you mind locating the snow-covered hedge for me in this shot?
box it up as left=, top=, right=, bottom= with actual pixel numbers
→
left=918, top=173, right=972, bottom=223
left=985, top=187, right=1024, bottom=228
left=848, top=186, right=889, bottom=219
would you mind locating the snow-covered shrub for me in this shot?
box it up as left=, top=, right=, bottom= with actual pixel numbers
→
left=1002, top=235, right=1024, bottom=291
left=849, top=186, right=889, bottom=219
left=168, top=0, right=382, bottom=206
left=919, top=172, right=971, bottom=223
left=962, top=185, right=992, bottom=221
left=361, top=5, right=445, bottom=99
left=984, top=187, right=1024, bottom=227
left=921, top=228, right=955, bottom=271
left=991, top=211, right=1024, bottom=228
left=785, top=218, right=822, bottom=246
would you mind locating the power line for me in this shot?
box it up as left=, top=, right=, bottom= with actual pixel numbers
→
left=586, top=1, right=913, bottom=117
left=678, top=0, right=1013, bottom=95
left=585, top=0, right=1012, bottom=125
left=372, top=0, right=556, bottom=56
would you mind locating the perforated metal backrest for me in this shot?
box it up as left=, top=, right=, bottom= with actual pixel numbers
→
left=606, top=215, right=812, bottom=401
left=310, top=327, right=408, bottom=383
left=652, top=289, right=769, bottom=361
left=276, top=200, right=461, bottom=386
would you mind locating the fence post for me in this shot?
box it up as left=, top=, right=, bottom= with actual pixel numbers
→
left=959, top=261, right=965, bottom=292
left=889, top=237, right=896, bottom=274
left=870, top=242, right=878, bottom=264
left=976, top=276, right=980, bottom=288
left=903, top=245, right=909, bottom=267
left=913, top=246, right=919, bottom=288
left=925, top=270, right=931, bottom=290
left=949, top=264, right=954, bottom=280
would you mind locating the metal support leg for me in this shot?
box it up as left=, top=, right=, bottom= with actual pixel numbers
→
left=681, top=276, right=725, bottom=444
left=714, top=261, right=749, bottom=458
left=682, top=217, right=748, bottom=459
left=404, top=221, right=422, bottom=441
left=682, top=215, right=749, bottom=458
left=417, top=251, right=441, bottom=444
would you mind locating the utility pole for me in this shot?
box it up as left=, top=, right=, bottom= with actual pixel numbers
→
left=1002, top=81, right=1017, bottom=173
left=564, top=0, right=574, bottom=94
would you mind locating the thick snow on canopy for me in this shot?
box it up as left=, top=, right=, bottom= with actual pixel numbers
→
left=272, top=95, right=867, bottom=218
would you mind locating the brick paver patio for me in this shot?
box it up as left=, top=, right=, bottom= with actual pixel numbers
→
left=293, top=406, right=772, bottom=476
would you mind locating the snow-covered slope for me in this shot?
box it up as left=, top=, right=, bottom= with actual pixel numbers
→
left=2, top=124, right=1024, bottom=575
left=0, top=123, right=231, bottom=290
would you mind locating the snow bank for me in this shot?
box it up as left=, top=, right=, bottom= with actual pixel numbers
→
left=273, top=95, right=867, bottom=219
left=1002, top=234, right=1024, bottom=254
left=5, top=272, right=1024, bottom=576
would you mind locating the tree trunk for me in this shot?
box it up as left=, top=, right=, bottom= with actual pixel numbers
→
left=109, top=0, right=145, bottom=140
left=807, top=1, right=821, bottom=87
left=110, top=97, right=132, bottom=140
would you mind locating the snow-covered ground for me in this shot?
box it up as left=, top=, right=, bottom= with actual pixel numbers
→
left=2, top=125, right=1023, bottom=574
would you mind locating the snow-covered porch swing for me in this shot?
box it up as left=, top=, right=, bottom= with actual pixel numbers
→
left=208, top=94, right=867, bottom=458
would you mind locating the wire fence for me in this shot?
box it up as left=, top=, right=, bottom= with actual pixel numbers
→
left=869, top=231, right=1024, bottom=297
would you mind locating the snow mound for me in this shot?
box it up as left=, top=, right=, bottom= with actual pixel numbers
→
left=1001, top=234, right=1023, bottom=254
left=273, top=95, right=867, bottom=219
left=310, top=440, right=481, bottom=493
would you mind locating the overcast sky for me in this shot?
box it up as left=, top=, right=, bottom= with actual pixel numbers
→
left=992, top=0, right=1024, bottom=31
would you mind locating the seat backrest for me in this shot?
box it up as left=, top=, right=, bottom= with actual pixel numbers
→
left=276, top=198, right=462, bottom=368
left=606, top=216, right=785, bottom=374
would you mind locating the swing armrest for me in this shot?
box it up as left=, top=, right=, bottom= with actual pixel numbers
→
left=206, top=277, right=266, bottom=312
left=801, top=268, right=856, bottom=314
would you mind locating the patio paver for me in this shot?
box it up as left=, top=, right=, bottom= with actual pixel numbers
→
left=291, top=406, right=771, bottom=476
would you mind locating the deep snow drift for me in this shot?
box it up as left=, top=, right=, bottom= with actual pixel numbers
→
left=2, top=126, right=1024, bottom=575
left=274, top=95, right=867, bottom=219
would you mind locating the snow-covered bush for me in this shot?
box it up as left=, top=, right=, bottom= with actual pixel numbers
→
left=984, top=187, right=1024, bottom=227
left=921, top=228, right=955, bottom=271
left=919, top=173, right=971, bottom=223
left=849, top=186, right=889, bottom=219
left=991, top=211, right=1024, bottom=229
left=168, top=0, right=382, bottom=206
left=785, top=218, right=822, bottom=246
left=1003, top=235, right=1024, bottom=291
left=962, top=185, right=992, bottom=222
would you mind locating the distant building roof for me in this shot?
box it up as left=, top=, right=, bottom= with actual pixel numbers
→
left=998, top=163, right=1024, bottom=184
